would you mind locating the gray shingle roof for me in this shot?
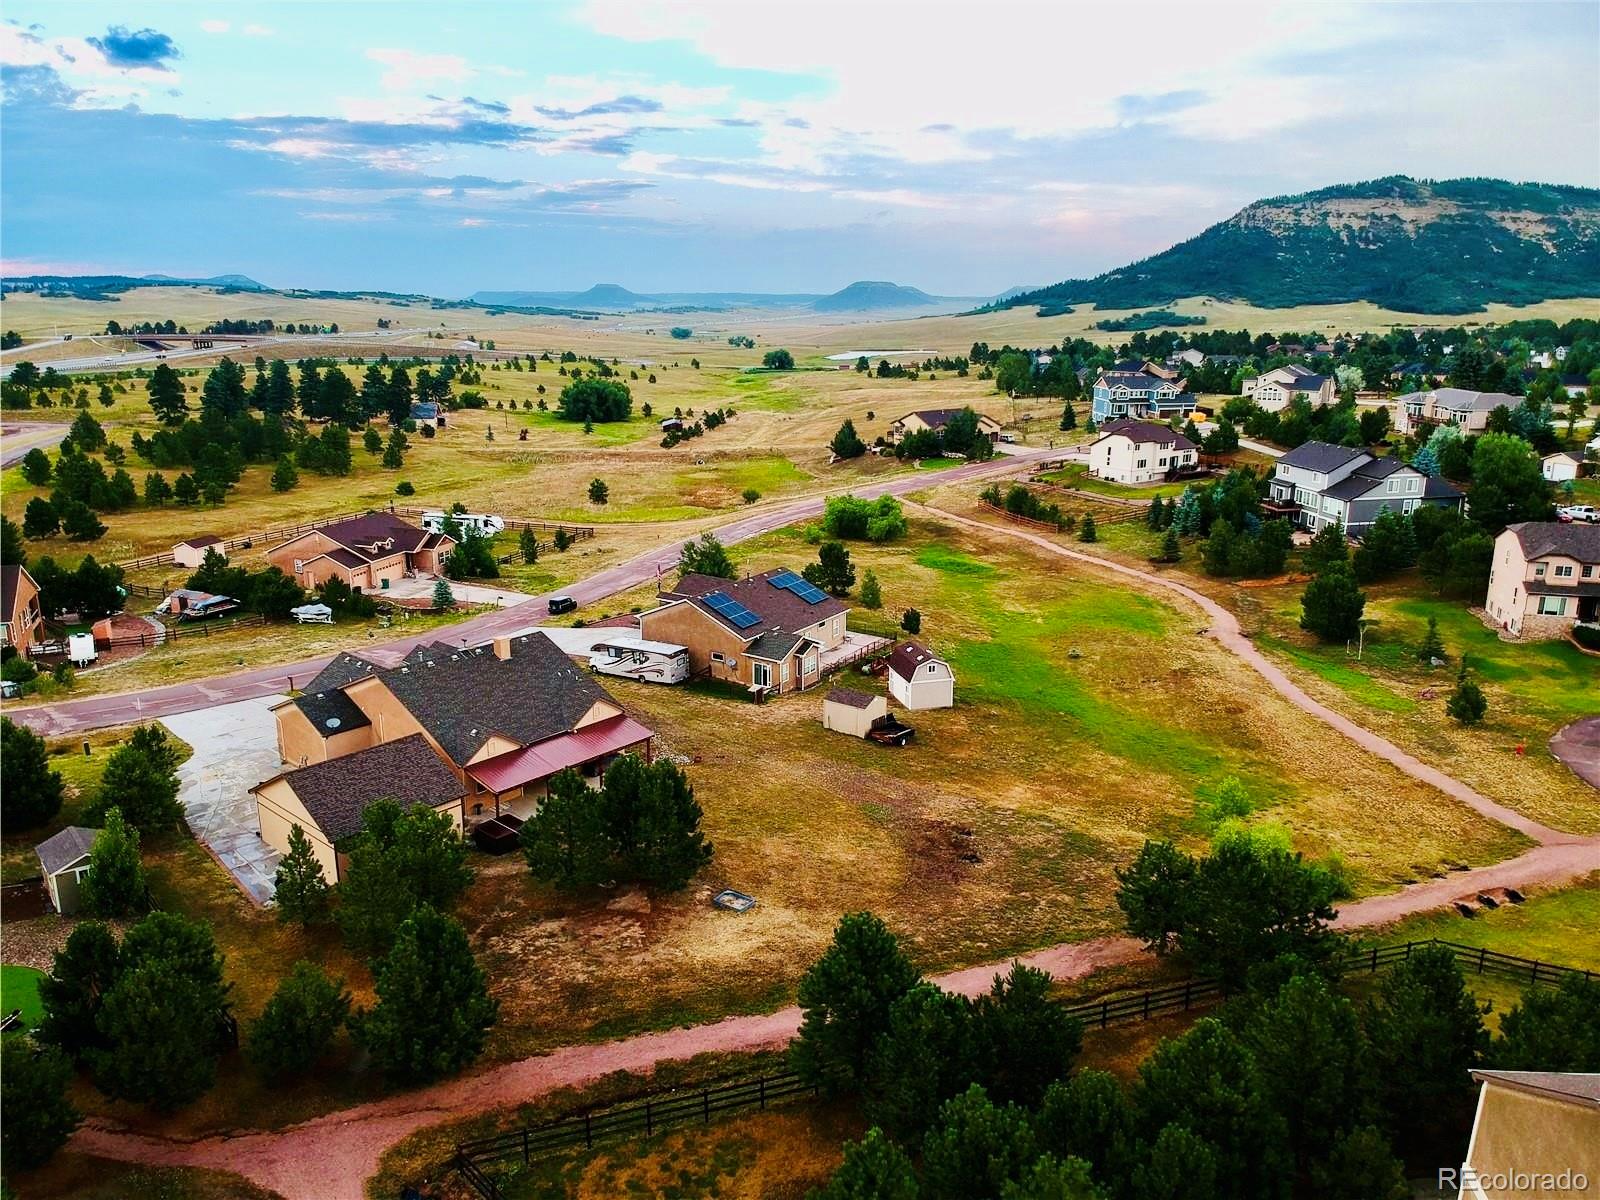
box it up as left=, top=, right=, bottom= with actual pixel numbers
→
left=1278, top=441, right=1368, bottom=473
left=377, top=632, right=614, bottom=764
left=274, top=734, right=466, bottom=842
left=293, top=687, right=371, bottom=736
left=825, top=686, right=878, bottom=709
left=746, top=630, right=807, bottom=661
left=1507, top=521, right=1600, bottom=562
left=35, top=826, right=99, bottom=876
left=303, top=651, right=380, bottom=694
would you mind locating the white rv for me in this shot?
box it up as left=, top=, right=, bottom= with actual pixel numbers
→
left=588, top=637, right=690, bottom=685
left=420, top=510, right=506, bottom=537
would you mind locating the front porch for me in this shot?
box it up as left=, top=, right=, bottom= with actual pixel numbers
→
left=462, top=714, right=655, bottom=824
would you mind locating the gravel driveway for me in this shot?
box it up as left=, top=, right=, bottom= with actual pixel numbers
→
left=162, top=696, right=287, bottom=905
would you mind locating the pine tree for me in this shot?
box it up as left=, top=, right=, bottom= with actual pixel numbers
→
left=1077, top=513, right=1097, bottom=543
left=143, top=471, right=173, bottom=506
left=146, top=363, right=188, bottom=424
left=355, top=906, right=497, bottom=1081
left=831, top=419, right=867, bottom=459
left=1146, top=497, right=1164, bottom=529
left=2, top=717, right=65, bottom=829
left=1417, top=615, right=1446, bottom=664
left=793, top=912, right=920, bottom=1091
left=273, top=824, right=331, bottom=928
left=1059, top=401, right=1077, bottom=431
left=1161, top=527, right=1181, bottom=563
left=588, top=477, right=609, bottom=505
left=859, top=569, right=883, bottom=609
left=1299, top=561, right=1366, bottom=643
left=247, top=961, right=349, bottom=1080
left=902, top=608, right=922, bottom=635
left=1, top=1039, right=80, bottom=1170
left=1446, top=662, right=1488, bottom=725
left=270, top=456, right=298, bottom=492
left=520, top=769, right=611, bottom=888
left=79, top=808, right=149, bottom=918
left=431, top=577, right=455, bottom=609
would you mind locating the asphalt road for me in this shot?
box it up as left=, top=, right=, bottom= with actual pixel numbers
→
left=7, top=449, right=1051, bottom=737
left=1, top=421, right=70, bottom=467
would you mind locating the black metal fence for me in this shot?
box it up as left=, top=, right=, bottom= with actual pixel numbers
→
left=449, top=938, right=1594, bottom=1199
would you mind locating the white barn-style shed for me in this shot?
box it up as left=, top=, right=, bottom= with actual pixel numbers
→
left=887, top=642, right=954, bottom=710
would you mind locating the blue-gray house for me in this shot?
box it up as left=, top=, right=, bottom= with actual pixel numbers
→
left=1090, top=369, right=1197, bottom=423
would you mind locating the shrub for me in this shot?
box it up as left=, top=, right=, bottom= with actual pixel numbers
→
left=1, top=1039, right=80, bottom=1170
left=247, top=961, right=350, bottom=1080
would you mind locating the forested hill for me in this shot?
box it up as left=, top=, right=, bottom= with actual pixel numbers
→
left=1005, top=177, right=1600, bottom=314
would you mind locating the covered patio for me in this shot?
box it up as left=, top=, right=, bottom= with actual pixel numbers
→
left=462, top=714, right=654, bottom=823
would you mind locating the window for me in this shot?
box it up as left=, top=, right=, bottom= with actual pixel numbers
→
left=803, top=656, right=816, bottom=674
left=1555, top=564, right=1574, bottom=578
left=1136, top=458, right=1148, bottom=469
left=781, top=662, right=790, bottom=684
left=710, top=651, right=724, bottom=664
left=1537, top=595, right=1568, bottom=616
left=1584, top=565, right=1595, bottom=579
left=752, top=662, right=772, bottom=688
left=832, top=617, right=841, bottom=635
left=1533, top=563, right=1547, bottom=578
left=293, top=558, right=303, bottom=573
left=1387, top=479, right=1401, bottom=494
left=926, top=663, right=938, bottom=675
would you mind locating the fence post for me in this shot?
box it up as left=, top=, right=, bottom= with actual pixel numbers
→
left=1183, top=980, right=1192, bottom=1010
left=1143, top=990, right=1151, bottom=1019
left=1101, top=1000, right=1108, bottom=1029
left=645, top=1100, right=652, bottom=1136
left=703, top=1089, right=710, bottom=1124
left=584, top=1112, right=592, bottom=1149
left=759, top=1077, right=766, bottom=1110
left=522, top=1128, right=529, bottom=1165
left=1478, top=947, right=1487, bottom=975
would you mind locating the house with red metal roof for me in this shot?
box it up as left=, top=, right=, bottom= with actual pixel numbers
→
left=254, top=631, right=653, bottom=878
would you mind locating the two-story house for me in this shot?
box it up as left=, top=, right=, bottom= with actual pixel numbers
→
left=1264, top=441, right=1463, bottom=535
left=1394, top=387, right=1516, bottom=436
left=1241, top=365, right=1336, bottom=412
left=1, top=564, right=45, bottom=659
left=1484, top=522, right=1600, bottom=640
left=638, top=568, right=851, bottom=695
left=1089, top=370, right=1197, bottom=423
left=1088, top=419, right=1199, bottom=485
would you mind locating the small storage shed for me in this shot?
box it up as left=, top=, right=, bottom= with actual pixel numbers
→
left=887, top=642, right=955, bottom=710
left=35, top=826, right=100, bottom=915
left=822, top=686, right=888, bottom=737
left=172, top=535, right=224, bottom=569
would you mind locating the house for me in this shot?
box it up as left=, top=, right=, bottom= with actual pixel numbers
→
left=253, top=735, right=468, bottom=885
left=638, top=567, right=850, bottom=695
left=1542, top=451, right=1585, bottom=483
left=1484, top=522, right=1600, bottom=639
left=660, top=417, right=685, bottom=433
left=822, top=686, right=888, bottom=737
left=1089, top=370, right=1197, bottom=423
left=267, top=511, right=454, bottom=593
left=1241, top=365, right=1336, bottom=412
left=34, top=826, right=100, bottom=915
left=1264, top=441, right=1463, bottom=535
left=1089, top=419, right=1199, bottom=485
left=408, top=401, right=444, bottom=428
left=1455, top=1071, right=1599, bottom=1200
left=1394, top=388, right=1517, bottom=436
left=154, top=588, right=240, bottom=620
left=887, top=642, right=954, bottom=710
left=172, top=535, right=224, bottom=569
left=1, top=564, right=44, bottom=658
left=887, top=408, right=1003, bottom=446
left=256, top=631, right=654, bottom=867
left=1166, top=348, right=1207, bottom=369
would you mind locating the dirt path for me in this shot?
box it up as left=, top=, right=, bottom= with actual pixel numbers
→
left=56, top=500, right=1600, bottom=1200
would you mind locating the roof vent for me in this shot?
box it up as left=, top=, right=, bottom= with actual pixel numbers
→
left=325, top=717, right=341, bottom=730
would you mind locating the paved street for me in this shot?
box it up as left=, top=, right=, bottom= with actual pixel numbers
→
left=161, top=696, right=286, bottom=905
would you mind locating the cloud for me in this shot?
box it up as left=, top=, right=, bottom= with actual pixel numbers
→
left=242, top=24, right=274, bottom=37
left=86, top=25, right=180, bottom=70
left=366, top=48, right=471, bottom=90
left=200, top=20, right=230, bottom=35
left=534, top=94, right=662, bottom=121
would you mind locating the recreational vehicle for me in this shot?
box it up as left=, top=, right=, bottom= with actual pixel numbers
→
left=420, top=511, right=506, bottom=537
left=588, top=637, right=690, bottom=684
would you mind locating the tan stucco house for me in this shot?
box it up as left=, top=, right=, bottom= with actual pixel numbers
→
left=1, top=564, right=44, bottom=658
left=1395, top=387, right=1517, bottom=436
left=1484, top=522, right=1600, bottom=640
left=1455, top=1071, right=1598, bottom=1200
left=172, top=535, right=225, bottom=570
left=267, top=512, right=454, bottom=593
left=637, top=568, right=849, bottom=695
left=887, top=408, right=1003, bottom=446
left=255, top=632, right=653, bottom=874
left=1242, top=365, right=1336, bottom=412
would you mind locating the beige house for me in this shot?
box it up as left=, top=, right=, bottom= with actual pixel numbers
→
left=887, top=642, right=955, bottom=710
left=822, top=686, right=888, bottom=737
left=1242, top=365, right=1336, bottom=412
left=1088, top=419, right=1198, bottom=485
left=1395, top=387, right=1517, bottom=436
left=1541, top=451, right=1584, bottom=484
left=887, top=408, right=1003, bottom=446
left=1484, top=522, right=1600, bottom=639
left=638, top=568, right=848, bottom=695
left=1, top=564, right=44, bottom=658
left=255, top=632, right=654, bottom=872
left=1456, top=1071, right=1598, bottom=1200
left=34, top=826, right=100, bottom=915
left=172, top=535, right=224, bottom=569
left=267, top=512, right=454, bottom=593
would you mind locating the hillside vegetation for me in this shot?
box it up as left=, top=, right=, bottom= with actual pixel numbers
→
left=1006, top=176, right=1600, bottom=314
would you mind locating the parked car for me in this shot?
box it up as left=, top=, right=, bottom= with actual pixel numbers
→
left=547, top=595, right=577, bottom=615
left=1557, top=505, right=1600, bottom=524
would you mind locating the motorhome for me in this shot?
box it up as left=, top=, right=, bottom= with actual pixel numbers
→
left=588, top=637, right=690, bottom=684
left=420, top=511, right=506, bottom=537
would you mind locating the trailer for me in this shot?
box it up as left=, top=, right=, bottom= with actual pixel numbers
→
left=67, top=633, right=97, bottom=667
left=420, top=510, right=505, bottom=537
left=588, top=637, right=690, bottom=685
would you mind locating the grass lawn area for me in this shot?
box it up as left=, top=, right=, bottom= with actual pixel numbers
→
left=1373, top=872, right=1600, bottom=970
left=2, top=963, right=46, bottom=1027
left=10, top=1154, right=283, bottom=1200
left=1243, top=573, right=1600, bottom=835
left=1038, top=462, right=1190, bottom=500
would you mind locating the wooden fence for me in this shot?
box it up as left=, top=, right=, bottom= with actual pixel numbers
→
left=31, top=613, right=267, bottom=657
left=447, top=938, right=1593, bottom=1199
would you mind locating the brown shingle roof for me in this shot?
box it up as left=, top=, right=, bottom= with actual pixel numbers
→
left=276, top=512, right=435, bottom=564
left=664, top=569, right=848, bottom=638
left=1097, top=419, right=1197, bottom=451
left=1471, top=1070, right=1600, bottom=1106
left=273, top=734, right=466, bottom=842
left=1508, top=521, right=1600, bottom=563
left=178, top=535, right=222, bottom=548
left=826, top=686, right=878, bottom=709
left=887, top=641, right=944, bottom=681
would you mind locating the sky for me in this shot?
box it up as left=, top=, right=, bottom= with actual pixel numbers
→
left=2, top=1, right=1597, bottom=297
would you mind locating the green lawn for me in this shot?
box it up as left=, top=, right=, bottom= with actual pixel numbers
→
left=1, top=963, right=46, bottom=1028
left=1375, top=873, right=1600, bottom=970
left=1038, top=463, right=1190, bottom=500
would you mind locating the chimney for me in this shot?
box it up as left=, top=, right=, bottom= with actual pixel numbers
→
left=492, top=636, right=513, bottom=661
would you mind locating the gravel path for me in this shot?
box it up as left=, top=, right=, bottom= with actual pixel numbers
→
left=57, top=498, right=1600, bottom=1200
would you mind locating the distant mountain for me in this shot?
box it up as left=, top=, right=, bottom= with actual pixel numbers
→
left=990, top=285, right=1045, bottom=303
left=469, top=286, right=826, bottom=311
left=1002, top=177, right=1600, bottom=315
left=3, top=272, right=270, bottom=299
left=142, top=273, right=269, bottom=291
left=811, top=281, right=939, bottom=312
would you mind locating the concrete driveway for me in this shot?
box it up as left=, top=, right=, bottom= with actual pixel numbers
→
left=162, top=696, right=287, bottom=905
left=382, top=575, right=535, bottom=609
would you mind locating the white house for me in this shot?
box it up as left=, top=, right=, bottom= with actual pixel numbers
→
left=887, top=642, right=954, bottom=710
left=1241, top=365, right=1336, bottom=412
left=35, top=826, right=100, bottom=915
left=1542, top=451, right=1583, bottom=483
left=1089, top=419, right=1199, bottom=485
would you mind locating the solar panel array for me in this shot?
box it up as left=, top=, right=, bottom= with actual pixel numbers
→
left=766, top=570, right=828, bottom=605
left=703, top=590, right=761, bottom=629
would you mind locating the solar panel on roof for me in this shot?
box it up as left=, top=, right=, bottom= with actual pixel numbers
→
left=792, top=580, right=828, bottom=604
left=767, top=569, right=801, bottom=589
left=704, top=592, right=762, bottom=629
